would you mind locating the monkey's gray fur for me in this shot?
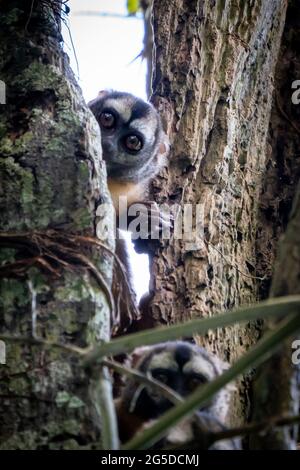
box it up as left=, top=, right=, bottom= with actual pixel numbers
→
left=88, top=90, right=169, bottom=185
left=116, top=341, right=241, bottom=449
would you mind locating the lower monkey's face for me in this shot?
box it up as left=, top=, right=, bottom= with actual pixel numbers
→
left=125, top=342, right=224, bottom=420
left=117, top=341, right=237, bottom=448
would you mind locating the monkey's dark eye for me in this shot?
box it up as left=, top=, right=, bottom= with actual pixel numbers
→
left=187, top=374, right=208, bottom=392
left=154, top=373, right=169, bottom=384
left=124, top=134, right=143, bottom=152
left=151, top=369, right=171, bottom=385
left=99, top=111, right=115, bottom=129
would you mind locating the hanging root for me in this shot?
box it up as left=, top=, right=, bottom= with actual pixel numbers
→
left=0, top=230, right=140, bottom=334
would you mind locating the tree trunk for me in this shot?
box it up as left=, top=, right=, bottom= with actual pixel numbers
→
left=0, top=1, right=116, bottom=449
left=1, top=0, right=300, bottom=451
left=250, top=183, right=300, bottom=449
left=148, top=0, right=290, bottom=427
left=250, top=1, right=300, bottom=448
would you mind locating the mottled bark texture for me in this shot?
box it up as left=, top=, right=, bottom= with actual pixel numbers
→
left=0, top=1, right=115, bottom=449
left=250, top=1, right=300, bottom=449
left=147, top=0, right=289, bottom=426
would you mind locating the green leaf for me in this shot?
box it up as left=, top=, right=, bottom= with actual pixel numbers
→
left=83, top=295, right=300, bottom=366
left=127, top=0, right=139, bottom=15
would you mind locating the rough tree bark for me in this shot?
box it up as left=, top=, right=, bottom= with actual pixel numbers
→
left=1, top=0, right=299, bottom=451
left=147, top=0, right=298, bottom=429
left=0, top=1, right=116, bottom=449
left=250, top=0, right=300, bottom=449
left=250, top=183, right=300, bottom=449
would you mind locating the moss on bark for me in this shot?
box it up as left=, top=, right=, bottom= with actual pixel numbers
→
left=0, top=1, right=115, bottom=449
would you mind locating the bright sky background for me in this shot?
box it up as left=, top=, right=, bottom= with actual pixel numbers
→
left=63, top=0, right=147, bottom=101
left=63, top=0, right=150, bottom=300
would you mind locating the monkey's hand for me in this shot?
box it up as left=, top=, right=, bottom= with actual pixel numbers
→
left=125, top=200, right=173, bottom=242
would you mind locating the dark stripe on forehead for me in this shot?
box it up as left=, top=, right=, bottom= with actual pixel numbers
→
left=128, top=100, right=153, bottom=123
left=174, top=343, right=192, bottom=369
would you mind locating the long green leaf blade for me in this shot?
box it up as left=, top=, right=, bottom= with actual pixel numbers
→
left=83, top=295, right=300, bottom=366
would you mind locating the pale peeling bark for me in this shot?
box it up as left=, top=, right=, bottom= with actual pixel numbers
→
left=147, top=0, right=288, bottom=425
left=0, top=1, right=115, bottom=449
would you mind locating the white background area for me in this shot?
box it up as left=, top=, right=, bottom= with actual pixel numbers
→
left=63, top=0, right=150, bottom=300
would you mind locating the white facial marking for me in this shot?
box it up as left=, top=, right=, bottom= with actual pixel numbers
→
left=166, top=418, right=194, bottom=444
left=142, top=417, right=194, bottom=445
left=130, top=117, right=156, bottom=144
left=183, top=355, right=215, bottom=380
left=104, top=98, right=133, bottom=122
left=148, top=351, right=178, bottom=371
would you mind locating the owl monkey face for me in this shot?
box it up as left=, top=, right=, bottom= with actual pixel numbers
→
left=88, top=90, right=168, bottom=181
left=123, top=342, right=229, bottom=421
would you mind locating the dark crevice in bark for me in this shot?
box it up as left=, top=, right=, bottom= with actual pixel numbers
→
left=249, top=1, right=300, bottom=449
left=256, top=0, right=300, bottom=300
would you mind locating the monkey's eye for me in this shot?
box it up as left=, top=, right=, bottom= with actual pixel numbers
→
left=154, top=373, right=169, bottom=384
left=151, top=369, right=171, bottom=385
left=124, top=134, right=143, bottom=152
left=99, top=111, right=115, bottom=129
left=187, top=374, right=208, bottom=392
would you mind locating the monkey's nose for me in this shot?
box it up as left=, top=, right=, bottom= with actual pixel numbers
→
left=102, top=140, right=115, bottom=159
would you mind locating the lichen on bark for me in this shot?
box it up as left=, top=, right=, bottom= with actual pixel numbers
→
left=0, top=1, right=115, bottom=449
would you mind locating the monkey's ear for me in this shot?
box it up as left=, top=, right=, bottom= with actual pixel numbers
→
left=129, top=346, right=153, bottom=368
left=97, top=90, right=110, bottom=99
left=87, top=90, right=110, bottom=108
